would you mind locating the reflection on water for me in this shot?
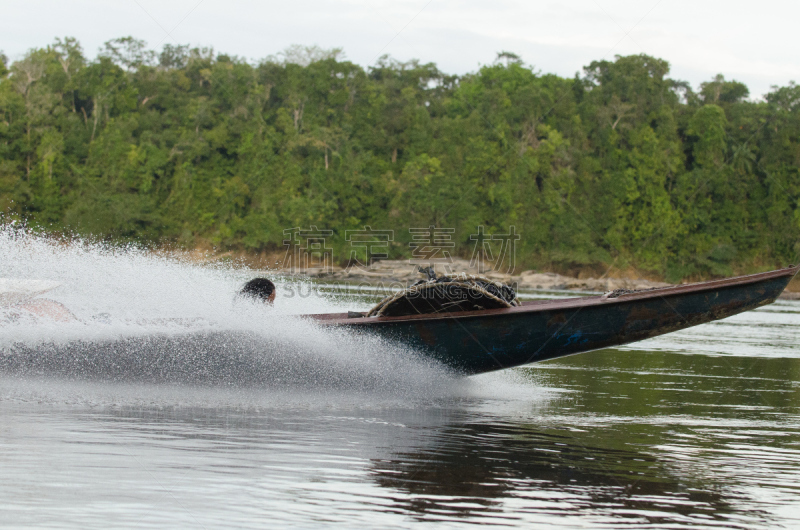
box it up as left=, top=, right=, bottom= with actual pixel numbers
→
left=2, top=229, right=799, bottom=527
left=3, top=342, right=800, bottom=528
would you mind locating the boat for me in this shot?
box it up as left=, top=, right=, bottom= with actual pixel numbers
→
left=306, top=266, right=800, bottom=375
left=0, top=279, right=62, bottom=307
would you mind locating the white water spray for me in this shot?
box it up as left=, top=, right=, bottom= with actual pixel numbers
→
left=0, top=223, right=465, bottom=395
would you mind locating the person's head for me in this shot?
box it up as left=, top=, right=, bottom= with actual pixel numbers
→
left=239, top=278, right=276, bottom=305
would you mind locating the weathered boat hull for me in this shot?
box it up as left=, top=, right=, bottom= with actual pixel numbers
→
left=311, top=267, right=799, bottom=374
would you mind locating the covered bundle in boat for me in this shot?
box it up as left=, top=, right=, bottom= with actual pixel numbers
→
left=367, top=267, right=519, bottom=317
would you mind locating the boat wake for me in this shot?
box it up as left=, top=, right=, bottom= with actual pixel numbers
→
left=0, top=223, right=460, bottom=397
left=2, top=328, right=454, bottom=391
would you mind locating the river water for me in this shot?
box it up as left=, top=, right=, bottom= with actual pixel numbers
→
left=2, top=228, right=800, bottom=528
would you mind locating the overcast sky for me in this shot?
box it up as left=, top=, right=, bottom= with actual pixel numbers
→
left=2, top=0, right=798, bottom=98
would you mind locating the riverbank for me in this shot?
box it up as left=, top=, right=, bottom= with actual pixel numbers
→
left=275, top=257, right=673, bottom=292
left=274, top=258, right=800, bottom=299
left=181, top=250, right=800, bottom=299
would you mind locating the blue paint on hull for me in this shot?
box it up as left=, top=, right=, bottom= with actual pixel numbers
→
left=336, top=272, right=794, bottom=375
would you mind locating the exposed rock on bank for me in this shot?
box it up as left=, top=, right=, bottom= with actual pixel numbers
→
left=282, top=258, right=672, bottom=293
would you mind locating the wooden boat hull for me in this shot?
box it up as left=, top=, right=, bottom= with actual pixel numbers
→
left=310, top=267, right=799, bottom=375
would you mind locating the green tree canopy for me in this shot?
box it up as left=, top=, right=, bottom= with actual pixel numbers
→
left=1, top=39, right=798, bottom=279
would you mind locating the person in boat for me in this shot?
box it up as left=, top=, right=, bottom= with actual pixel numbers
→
left=14, top=298, right=77, bottom=322
left=239, top=278, right=276, bottom=305
left=1, top=297, right=77, bottom=323
left=0, top=279, right=77, bottom=323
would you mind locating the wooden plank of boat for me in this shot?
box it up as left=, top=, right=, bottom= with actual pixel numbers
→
left=304, top=266, right=800, bottom=375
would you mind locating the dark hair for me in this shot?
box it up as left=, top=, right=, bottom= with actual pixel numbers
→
left=239, top=278, right=276, bottom=302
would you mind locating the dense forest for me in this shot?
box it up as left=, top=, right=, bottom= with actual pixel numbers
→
left=1, top=37, right=799, bottom=280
